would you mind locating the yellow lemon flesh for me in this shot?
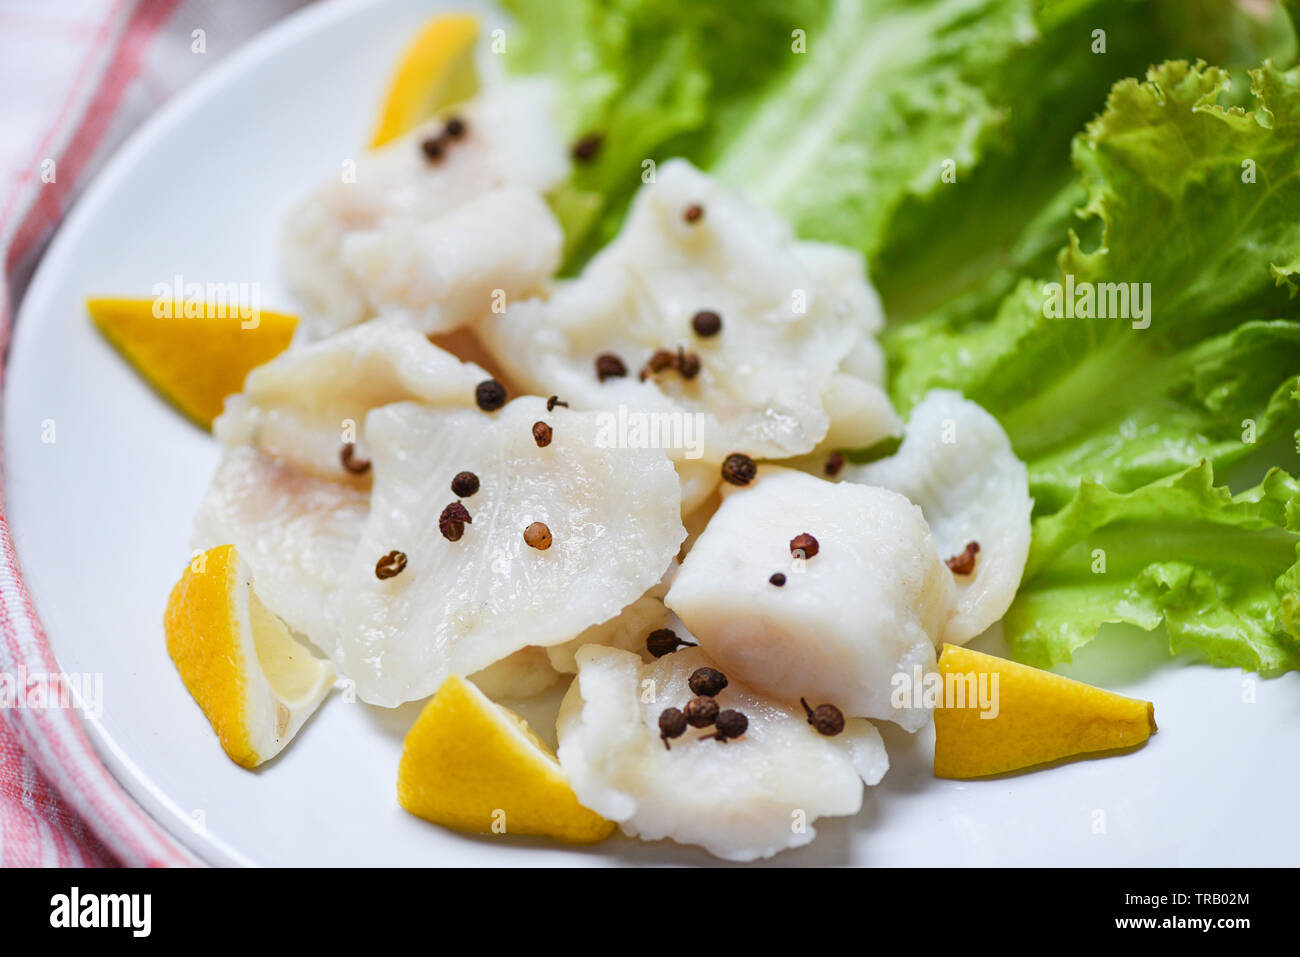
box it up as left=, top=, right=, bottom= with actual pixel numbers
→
left=398, top=674, right=614, bottom=844
left=165, top=544, right=334, bottom=769
left=933, top=644, right=1156, bottom=779
left=88, top=297, right=296, bottom=429
left=370, top=13, right=479, bottom=148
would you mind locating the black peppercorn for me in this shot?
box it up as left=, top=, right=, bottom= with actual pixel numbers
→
left=420, top=135, right=446, bottom=161
left=709, top=709, right=748, bottom=741
left=688, top=667, right=728, bottom=697
left=595, top=352, right=627, bottom=381
left=790, top=533, right=819, bottom=559
left=720, top=453, right=757, bottom=486
left=691, top=310, right=722, bottom=337
left=572, top=132, right=603, bottom=162
left=532, top=421, right=553, bottom=447
left=676, top=348, right=701, bottom=380
left=639, top=349, right=675, bottom=380
left=646, top=629, right=694, bottom=658
left=946, top=541, right=980, bottom=575
left=475, top=379, right=507, bottom=412
left=659, top=707, right=687, bottom=749
left=340, top=442, right=371, bottom=475
left=450, top=471, right=479, bottom=497
left=439, top=502, right=472, bottom=542
left=801, top=698, right=845, bottom=736
left=769, top=572, right=786, bottom=587
left=683, top=696, right=719, bottom=728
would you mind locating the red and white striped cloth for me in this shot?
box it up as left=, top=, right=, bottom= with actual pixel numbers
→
left=0, top=0, right=310, bottom=868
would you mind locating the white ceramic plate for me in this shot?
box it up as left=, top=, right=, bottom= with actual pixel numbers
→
left=8, top=0, right=1300, bottom=867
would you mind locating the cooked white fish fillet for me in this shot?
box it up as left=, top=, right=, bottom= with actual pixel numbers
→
left=665, top=466, right=951, bottom=731
left=545, top=594, right=673, bottom=674
left=673, top=458, right=720, bottom=517
left=478, top=158, right=893, bottom=464
left=193, top=446, right=368, bottom=645
left=783, top=371, right=902, bottom=475
left=215, top=319, right=489, bottom=480
left=557, top=645, right=888, bottom=861
left=844, top=389, right=1032, bottom=645
left=545, top=554, right=686, bottom=672
left=326, top=396, right=685, bottom=706
left=341, top=185, right=562, bottom=334
left=469, top=646, right=561, bottom=700
left=280, top=81, right=568, bottom=336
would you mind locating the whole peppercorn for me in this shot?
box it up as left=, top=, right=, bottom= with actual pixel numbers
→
left=769, top=572, right=787, bottom=587
left=375, top=550, right=407, bottom=580
left=639, top=349, right=676, bottom=381
left=675, top=348, right=701, bottom=380
left=572, top=132, right=603, bottom=162
left=801, top=697, right=845, bottom=736
left=450, top=471, right=479, bottom=497
left=340, top=442, right=371, bottom=475
left=710, top=709, right=748, bottom=742
left=691, top=310, right=722, bottom=338
left=683, top=696, right=719, bottom=728
left=594, top=352, right=627, bottom=381
left=688, top=667, right=728, bottom=698
left=946, top=540, right=980, bottom=575
left=475, top=379, right=507, bottom=412
left=444, top=116, right=467, bottom=138
left=532, top=421, right=553, bottom=447
left=524, top=521, right=552, bottom=550
left=824, top=451, right=845, bottom=477
left=720, top=452, right=757, bottom=486
left=790, top=532, right=820, bottom=559
left=420, top=135, right=446, bottom=161
left=659, top=707, right=687, bottom=749
left=546, top=395, right=568, bottom=412
left=439, top=502, right=472, bottom=542
left=683, top=203, right=704, bottom=223
left=646, top=628, right=695, bottom=658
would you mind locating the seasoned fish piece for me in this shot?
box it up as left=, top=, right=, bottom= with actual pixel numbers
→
left=665, top=467, right=951, bottom=731
left=327, top=397, right=684, bottom=706
left=214, top=319, right=488, bottom=480
left=844, top=390, right=1031, bottom=645
left=479, top=159, right=894, bottom=465
left=340, top=185, right=562, bottom=334
left=557, top=645, right=888, bottom=861
left=281, top=81, right=567, bottom=336
left=468, top=646, right=561, bottom=700
left=545, top=594, right=674, bottom=674
left=193, top=446, right=368, bottom=646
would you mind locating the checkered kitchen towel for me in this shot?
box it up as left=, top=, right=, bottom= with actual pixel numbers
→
left=0, top=0, right=309, bottom=868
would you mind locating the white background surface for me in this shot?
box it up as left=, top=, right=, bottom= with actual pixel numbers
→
left=6, top=0, right=1299, bottom=866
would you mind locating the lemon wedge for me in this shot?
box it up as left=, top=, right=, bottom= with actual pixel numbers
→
left=370, top=13, right=479, bottom=148
left=933, top=644, right=1156, bottom=779
left=398, top=674, right=614, bottom=844
left=165, top=544, right=334, bottom=769
left=88, top=297, right=296, bottom=429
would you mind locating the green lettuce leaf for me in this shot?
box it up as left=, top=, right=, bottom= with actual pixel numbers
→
left=504, top=0, right=1296, bottom=276
left=500, top=0, right=826, bottom=266
left=1006, top=462, right=1300, bottom=672
left=873, top=0, right=1299, bottom=324
left=888, top=60, right=1300, bottom=513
